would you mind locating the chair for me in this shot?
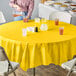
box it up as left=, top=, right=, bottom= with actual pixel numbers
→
left=0, top=46, right=19, bottom=76
left=49, top=11, right=72, bottom=24
left=61, top=58, right=76, bottom=76
left=0, top=11, right=6, bottom=24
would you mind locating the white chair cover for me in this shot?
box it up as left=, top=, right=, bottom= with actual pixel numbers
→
left=0, top=61, right=19, bottom=75
left=49, top=11, right=72, bottom=23
left=61, top=58, right=76, bottom=73
left=0, top=60, right=8, bottom=75
left=0, top=11, right=6, bottom=24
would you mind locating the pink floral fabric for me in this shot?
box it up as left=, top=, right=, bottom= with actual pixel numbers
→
left=9, top=0, right=34, bottom=17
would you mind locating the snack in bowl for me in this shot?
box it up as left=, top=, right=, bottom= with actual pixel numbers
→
left=54, top=3, right=62, bottom=5
left=53, top=3, right=62, bottom=9
left=61, top=5, right=68, bottom=7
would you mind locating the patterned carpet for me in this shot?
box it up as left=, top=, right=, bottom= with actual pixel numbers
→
left=9, top=64, right=76, bottom=76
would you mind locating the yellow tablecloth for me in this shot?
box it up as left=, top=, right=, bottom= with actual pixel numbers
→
left=0, top=20, right=76, bottom=71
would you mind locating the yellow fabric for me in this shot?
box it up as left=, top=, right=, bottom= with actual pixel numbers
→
left=0, top=20, right=76, bottom=71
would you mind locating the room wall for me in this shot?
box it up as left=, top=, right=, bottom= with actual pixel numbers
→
left=0, top=0, right=41, bottom=23
left=0, top=0, right=76, bottom=25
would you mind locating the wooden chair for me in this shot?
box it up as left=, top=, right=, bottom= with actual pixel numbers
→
left=0, top=46, right=19, bottom=76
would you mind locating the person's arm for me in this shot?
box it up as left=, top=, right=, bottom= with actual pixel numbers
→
left=9, top=0, right=15, bottom=7
left=26, top=0, right=34, bottom=18
left=9, top=0, right=19, bottom=8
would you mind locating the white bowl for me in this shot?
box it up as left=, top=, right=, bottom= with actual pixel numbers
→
left=60, top=7, right=68, bottom=11
left=53, top=4, right=61, bottom=9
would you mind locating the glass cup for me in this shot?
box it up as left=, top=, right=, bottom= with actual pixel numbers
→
left=22, top=29, right=27, bottom=36
left=41, top=18, right=47, bottom=23
left=55, top=18, right=59, bottom=26
left=59, top=27, right=64, bottom=35
left=35, top=18, right=40, bottom=23
left=23, top=18, right=28, bottom=22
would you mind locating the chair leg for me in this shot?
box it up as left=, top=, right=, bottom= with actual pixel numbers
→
left=13, top=72, right=16, bottom=76
left=33, top=68, right=35, bottom=76
left=70, top=17, right=72, bottom=24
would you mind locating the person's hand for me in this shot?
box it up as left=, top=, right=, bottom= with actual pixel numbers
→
left=26, top=16, right=29, bottom=19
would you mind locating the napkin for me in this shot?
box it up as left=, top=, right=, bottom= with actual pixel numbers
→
left=27, top=27, right=35, bottom=32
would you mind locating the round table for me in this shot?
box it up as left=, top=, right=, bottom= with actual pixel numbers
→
left=0, top=20, right=76, bottom=71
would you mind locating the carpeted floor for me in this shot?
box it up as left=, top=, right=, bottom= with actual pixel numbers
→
left=9, top=64, right=76, bottom=76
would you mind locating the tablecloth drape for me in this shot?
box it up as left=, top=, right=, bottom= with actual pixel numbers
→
left=0, top=20, right=76, bottom=71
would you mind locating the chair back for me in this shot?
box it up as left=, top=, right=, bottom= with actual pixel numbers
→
left=49, top=11, right=72, bottom=23
left=0, top=46, right=18, bottom=76
left=0, top=46, right=14, bottom=69
left=0, top=11, right=6, bottom=24
left=0, top=46, right=6, bottom=61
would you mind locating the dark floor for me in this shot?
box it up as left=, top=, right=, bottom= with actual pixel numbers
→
left=9, top=64, right=76, bottom=76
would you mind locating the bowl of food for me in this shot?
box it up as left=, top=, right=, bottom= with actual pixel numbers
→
left=70, top=3, right=76, bottom=9
left=69, top=10, right=76, bottom=15
left=63, top=1, right=71, bottom=6
left=53, top=3, right=62, bottom=9
left=60, top=5, right=68, bottom=11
